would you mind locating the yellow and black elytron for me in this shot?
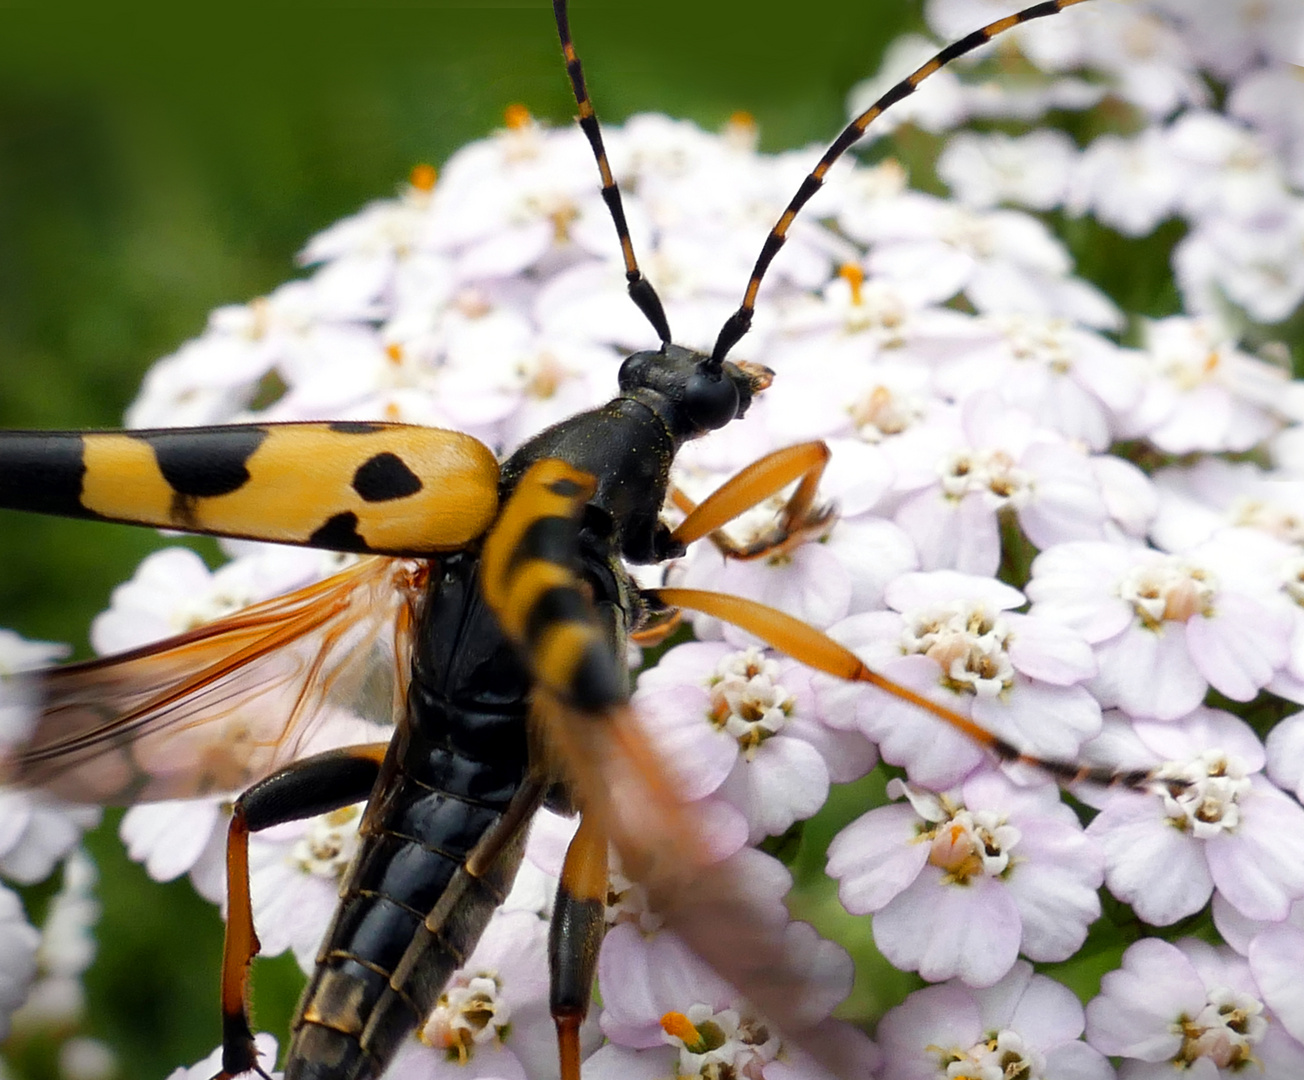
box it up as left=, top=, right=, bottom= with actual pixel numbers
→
left=0, top=3, right=1112, bottom=1080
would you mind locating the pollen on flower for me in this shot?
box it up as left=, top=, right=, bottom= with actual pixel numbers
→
left=660, top=1011, right=707, bottom=1050
left=1117, top=558, right=1217, bottom=628
left=503, top=103, right=532, bottom=131
left=1175, top=987, right=1266, bottom=1071
left=660, top=1005, right=779, bottom=1080
left=1157, top=750, right=1251, bottom=838
left=899, top=601, right=1015, bottom=698
left=920, top=801, right=1021, bottom=886
left=723, top=110, right=758, bottom=151
left=289, top=805, right=362, bottom=878
left=707, top=647, right=794, bottom=758
left=408, top=162, right=437, bottom=193
left=384, top=342, right=404, bottom=365
left=839, top=263, right=865, bottom=307
left=422, top=973, right=511, bottom=1063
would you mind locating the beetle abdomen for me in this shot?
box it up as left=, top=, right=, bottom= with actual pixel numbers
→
left=286, top=554, right=536, bottom=1080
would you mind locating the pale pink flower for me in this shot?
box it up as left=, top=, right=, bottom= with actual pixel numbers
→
left=887, top=395, right=1111, bottom=576
left=389, top=908, right=597, bottom=1080
left=937, top=130, right=1077, bottom=211
left=1068, top=127, right=1189, bottom=237
left=0, top=790, right=99, bottom=887
left=90, top=545, right=351, bottom=656
left=1231, top=66, right=1304, bottom=190
left=927, top=0, right=1205, bottom=118
left=927, top=314, right=1144, bottom=451
left=119, top=797, right=228, bottom=904
left=1150, top=0, right=1304, bottom=77
left=0, top=883, right=40, bottom=1041
left=876, top=961, right=1112, bottom=1080
left=0, top=630, right=67, bottom=749
left=1085, top=708, right=1304, bottom=924
left=1086, top=937, right=1304, bottom=1078
left=822, top=570, right=1099, bottom=789
left=634, top=643, right=875, bottom=845
left=1027, top=539, right=1291, bottom=721
left=1150, top=460, right=1304, bottom=553
left=246, top=801, right=366, bottom=972
left=1174, top=202, right=1304, bottom=325
left=16, top=849, right=100, bottom=1033
left=850, top=192, right=1121, bottom=329
left=593, top=906, right=868, bottom=1080
left=827, top=773, right=1103, bottom=987
left=1122, top=317, right=1304, bottom=454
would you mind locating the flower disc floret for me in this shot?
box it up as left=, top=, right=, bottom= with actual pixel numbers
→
left=425, top=973, right=512, bottom=1062
left=1156, top=751, right=1251, bottom=839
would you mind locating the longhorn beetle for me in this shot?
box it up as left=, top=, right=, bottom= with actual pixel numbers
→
left=0, top=2, right=1127, bottom=1079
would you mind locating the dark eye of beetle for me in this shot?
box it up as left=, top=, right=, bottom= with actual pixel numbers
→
left=685, top=370, right=740, bottom=431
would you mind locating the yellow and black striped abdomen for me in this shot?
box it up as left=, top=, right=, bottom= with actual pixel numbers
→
left=0, top=422, right=500, bottom=555
left=480, top=458, right=624, bottom=712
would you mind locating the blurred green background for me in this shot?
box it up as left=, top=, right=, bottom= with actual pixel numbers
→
left=0, top=3, right=928, bottom=1078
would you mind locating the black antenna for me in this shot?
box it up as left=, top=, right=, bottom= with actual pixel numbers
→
left=710, top=0, right=1091, bottom=367
left=554, top=0, right=672, bottom=345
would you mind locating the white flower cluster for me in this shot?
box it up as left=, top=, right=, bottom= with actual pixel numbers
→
left=3, top=1, right=1304, bottom=1078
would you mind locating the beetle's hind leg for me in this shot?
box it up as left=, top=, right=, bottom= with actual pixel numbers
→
left=214, top=743, right=389, bottom=1080
left=647, top=586, right=1157, bottom=792
left=667, top=441, right=835, bottom=560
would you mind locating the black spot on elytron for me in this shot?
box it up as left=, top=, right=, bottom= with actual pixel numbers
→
left=329, top=421, right=385, bottom=434
left=507, top=515, right=578, bottom=575
left=309, top=512, right=371, bottom=552
left=353, top=453, right=422, bottom=503
left=134, top=427, right=267, bottom=498
left=546, top=477, right=584, bottom=498
left=0, top=432, right=88, bottom=519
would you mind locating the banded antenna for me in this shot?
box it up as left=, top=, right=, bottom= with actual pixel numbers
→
left=554, top=0, right=672, bottom=345
left=710, top=0, right=1092, bottom=367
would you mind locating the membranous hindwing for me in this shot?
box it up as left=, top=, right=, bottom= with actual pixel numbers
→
left=5, top=3, right=1304, bottom=1080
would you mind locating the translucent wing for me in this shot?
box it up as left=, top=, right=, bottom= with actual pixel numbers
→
left=1, top=556, right=425, bottom=804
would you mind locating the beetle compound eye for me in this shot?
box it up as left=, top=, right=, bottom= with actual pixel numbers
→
left=685, top=371, right=740, bottom=432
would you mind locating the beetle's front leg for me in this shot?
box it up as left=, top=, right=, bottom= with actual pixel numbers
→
left=667, top=441, right=834, bottom=559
